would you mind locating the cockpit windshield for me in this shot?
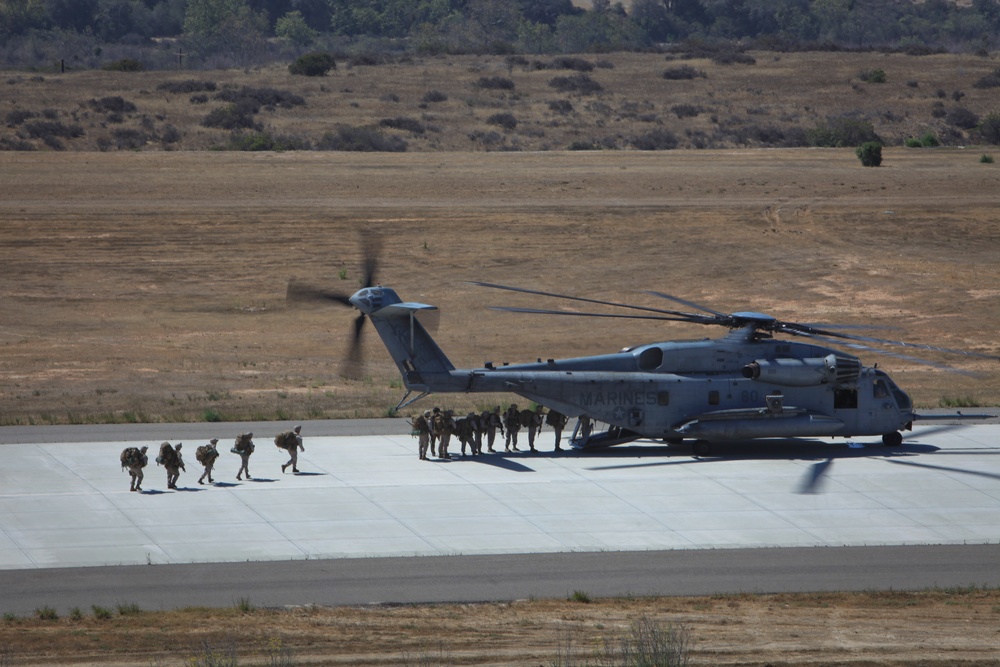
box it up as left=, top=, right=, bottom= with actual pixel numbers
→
left=874, top=370, right=912, bottom=411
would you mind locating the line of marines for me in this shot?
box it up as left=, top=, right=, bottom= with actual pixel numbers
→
left=409, top=405, right=570, bottom=461
left=119, top=425, right=305, bottom=492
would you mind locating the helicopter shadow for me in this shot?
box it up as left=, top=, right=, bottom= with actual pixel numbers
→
left=580, top=438, right=943, bottom=495
left=462, top=453, right=536, bottom=473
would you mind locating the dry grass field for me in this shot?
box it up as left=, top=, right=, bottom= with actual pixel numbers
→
left=1, top=146, right=999, bottom=425
left=3, top=589, right=1000, bottom=667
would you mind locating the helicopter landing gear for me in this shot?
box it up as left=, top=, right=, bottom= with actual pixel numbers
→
left=692, top=440, right=712, bottom=457
left=882, top=431, right=903, bottom=447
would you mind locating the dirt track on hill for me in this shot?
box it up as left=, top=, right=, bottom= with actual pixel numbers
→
left=1, top=149, right=999, bottom=426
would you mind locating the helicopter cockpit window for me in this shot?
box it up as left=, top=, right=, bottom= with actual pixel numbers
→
left=638, top=346, right=663, bottom=371
left=873, top=379, right=890, bottom=398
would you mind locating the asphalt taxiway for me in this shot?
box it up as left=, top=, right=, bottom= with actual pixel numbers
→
left=1, top=418, right=998, bottom=613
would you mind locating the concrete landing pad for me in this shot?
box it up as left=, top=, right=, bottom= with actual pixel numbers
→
left=1, top=423, right=998, bottom=570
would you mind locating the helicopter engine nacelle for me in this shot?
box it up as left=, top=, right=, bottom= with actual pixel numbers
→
left=741, top=354, right=843, bottom=387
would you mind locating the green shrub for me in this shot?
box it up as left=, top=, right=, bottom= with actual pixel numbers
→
left=918, top=132, right=939, bottom=147
left=947, top=107, right=979, bottom=130
left=977, top=113, right=1000, bottom=144
left=102, top=58, right=143, bottom=72
left=548, top=99, right=573, bottom=114
left=662, top=65, right=705, bottom=80
left=548, top=73, right=602, bottom=94
left=202, top=104, right=259, bottom=131
left=421, top=90, right=447, bottom=103
left=288, top=52, right=336, bottom=77
left=809, top=116, right=880, bottom=147
left=981, top=154, right=995, bottom=164
left=973, top=67, right=1000, bottom=88
left=116, top=602, right=141, bottom=616
left=157, top=80, right=217, bottom=94
left=486, top=112, right=517, bottom=130
left=858, top=68, right=886, bottom=83
left=551, top=56, right=594, bottom=72
left=570, top=590, right=591, bottom=603
left=379, top=117, right=425, bottom=134
left=631, top=128, right=679, bottom=150
left=35, top=605, right=58, bottom=620
left=856, top=141, right=883, bottom=167
left=904, top=137, right=922, bottom=148
left=474, top=76, right=515, bottom=90
left=91, top=605, right=112, bottom=620
left=316, top=125, right=406, bottom=152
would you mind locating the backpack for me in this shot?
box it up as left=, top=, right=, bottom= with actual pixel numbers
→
left=519, top=408, right=533, bottom=428
left=157, top=442, right=178, bottom=467
left=546, top=409, right=567, bottom=428
left=195, top=444, right=218, bottom=464
left=233, top=433, right=254, bottom=454
left=274, top=431, right=297, bottom=450
left=120, top=446, right=142, bottom=469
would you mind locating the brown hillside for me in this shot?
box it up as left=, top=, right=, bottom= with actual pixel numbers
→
left=2, top=51, right=999, bottom=152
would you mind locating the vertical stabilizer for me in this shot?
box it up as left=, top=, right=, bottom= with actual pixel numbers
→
left=350, top=287, right=454, bottom=392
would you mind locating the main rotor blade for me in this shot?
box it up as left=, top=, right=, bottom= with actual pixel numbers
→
left=489, top=306, right=704, bottom=323
left=470, top=282, right=710, bottom=321
left=788, top=324, right=1000, bottom=361
left=286, top=280, right=353, bottom=307
left=360, top=230, right=381, bottom=288
left=806, top=334, right=975, bottom=375
left=643, top=290, right=728, bottom=317
left=340, top=313, right=367, bottom=379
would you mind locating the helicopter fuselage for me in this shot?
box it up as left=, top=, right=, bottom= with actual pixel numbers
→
left=353, top=286, right=916, bottom=445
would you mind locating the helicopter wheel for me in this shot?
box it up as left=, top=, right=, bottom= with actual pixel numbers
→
left=692, top=440, right=712, bottom=457
left=882, top=432, right=903, bottom=447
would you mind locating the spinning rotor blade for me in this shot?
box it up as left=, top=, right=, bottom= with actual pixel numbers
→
left=285, top=232, right=383, bottom=380
left=470, top=281, right=717, bottom=324
left=643, top=290, right=728, bottom=317
left=286, top=280, right=353, bottom=306
left=490, top=306, right=699, bottom=323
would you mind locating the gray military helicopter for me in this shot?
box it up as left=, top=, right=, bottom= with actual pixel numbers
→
left=290, top=262, right=996, bottom=456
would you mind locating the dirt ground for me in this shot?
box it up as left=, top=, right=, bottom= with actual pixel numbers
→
left=1, top=148, right=998, bottom=426
left=3, top=589, right=1000, bottom=666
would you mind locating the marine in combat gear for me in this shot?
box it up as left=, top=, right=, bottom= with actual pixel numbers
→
left=120, top=445, right=149, bottom=492
left=196, top=439, right=220, bottom=485
left=232, top=432, right=255, bottom=480
left=157, top=441, right=185, bottom=489
left=275, top=425, right=304, bottom=473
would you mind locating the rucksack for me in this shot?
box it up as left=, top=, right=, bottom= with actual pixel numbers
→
left=157, top=442, right=178, bottom=467
left=120, top=447, right=142, bottom=469
left=519, top=408, right=533, bottom=428
left=195, top=445, right=217, bottom=464
left=234, top=433, right=254, bottom=454
left=274, top=431, right=297, bottom=450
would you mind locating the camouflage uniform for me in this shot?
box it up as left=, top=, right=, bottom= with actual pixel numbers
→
left=121, top=445, right=148, bottom=492
left=483, top=407, right=503, bottom=452
left=428, top=407, right=442, bottom=457
left=158, top=441, right=185, bottom=490
left=526, top=405, right=544, bottom=451
left=233, top=432, right=255, bottom=480
left=279, top=425, right=304, bottom=474
left=546, top=409, right=570, bottom=451
left=197, top=439, right=220, bottom=485
left=504, top=404, right=521, bottom=452
left=471, top=411, right=485, bottom=455
left=438, top=409, right=456, bottom=459
left=412, top=410, right=432, bottom=460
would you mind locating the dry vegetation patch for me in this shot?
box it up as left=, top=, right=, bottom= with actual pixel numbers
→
left=2, top=590, right=1000, bottom=666
left=2, top=52, right=1000, bottom=152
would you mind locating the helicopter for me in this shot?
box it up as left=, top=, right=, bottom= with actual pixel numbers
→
left=289, top=262, right=997, bottom=456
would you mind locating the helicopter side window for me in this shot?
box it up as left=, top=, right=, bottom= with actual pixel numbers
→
left=657, top=391, right=669, bottom=406
left=873, top=379, right=890, bottom=398
left=834, top=388, right=858, bottom=409
left=638, top=347, right=663, bottom=371
left=708, top=390, right=720, bottom=406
